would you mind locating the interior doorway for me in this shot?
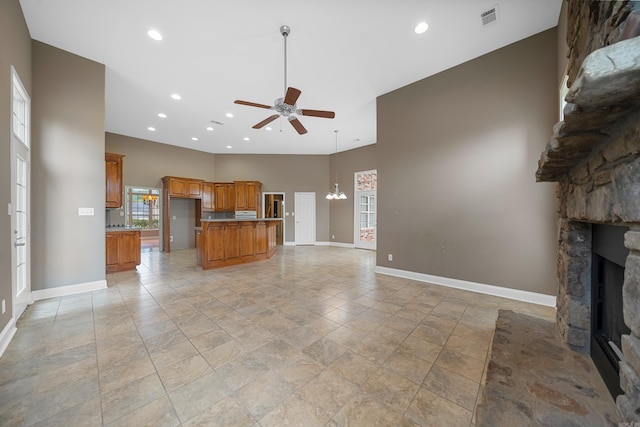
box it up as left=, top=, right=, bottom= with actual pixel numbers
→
left=294, top=192, right=316, bottom=245
left=263, top=192, right=285, bottom=245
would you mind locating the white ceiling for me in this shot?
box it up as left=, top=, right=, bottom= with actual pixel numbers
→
left=19, top=0, right=562, bottom=155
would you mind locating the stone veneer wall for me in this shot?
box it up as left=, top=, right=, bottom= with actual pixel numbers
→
left=536, top=1, right=640, bottom=421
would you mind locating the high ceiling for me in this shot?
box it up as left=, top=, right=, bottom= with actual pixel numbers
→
left=20, top=0, right=562, bottom=155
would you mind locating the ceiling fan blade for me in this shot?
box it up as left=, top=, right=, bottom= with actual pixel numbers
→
left=288, top=117, right=307, bottom=135
left=283, top=87, right=302, bottom=106
left=300, top=109, right=335, bottom=119
left=252, top=114, right=280, bottom=129
left=234, top=100, right=272, bottom=109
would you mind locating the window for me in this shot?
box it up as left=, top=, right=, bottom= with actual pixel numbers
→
left=12, top=68, right=29, bottom=147
left=126, top=187, right=160, bottom=229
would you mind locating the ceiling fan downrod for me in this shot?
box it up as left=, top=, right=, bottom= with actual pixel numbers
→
left=280, top=25, right=290, bottom=96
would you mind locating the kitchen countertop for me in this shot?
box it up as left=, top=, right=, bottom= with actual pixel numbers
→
left=200, top=218, right=283, bottom=222
left=105, top=226, right=142, bottom=232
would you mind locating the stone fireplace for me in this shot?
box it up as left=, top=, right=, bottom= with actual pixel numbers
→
left=535, top=1, right=640, bottom=421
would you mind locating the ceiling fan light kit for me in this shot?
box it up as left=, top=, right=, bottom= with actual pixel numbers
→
left=234, top=25, right=335, bottom=135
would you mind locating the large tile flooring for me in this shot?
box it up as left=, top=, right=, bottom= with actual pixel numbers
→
left=0, top=246, right=555, bottom=426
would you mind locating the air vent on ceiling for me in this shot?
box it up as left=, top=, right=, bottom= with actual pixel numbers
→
left=480, top=5, right=499, bottom=27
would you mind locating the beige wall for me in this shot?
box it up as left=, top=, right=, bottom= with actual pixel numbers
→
left=0, top=0, right=31, bottom=330
left=214, top=154, right=330, bottom=243
left=31, top=41, right=105, bottom=290
left=377, top=29, right=559, bottom=296
left=330, top=144, right=377, bottom=244
left=557, top=0, right=569, bottom=86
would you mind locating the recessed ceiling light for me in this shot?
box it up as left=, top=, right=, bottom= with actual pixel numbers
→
left=192, top=137, right=198, bottom=141
left=147, top=127, right=156, bottom=131
left=171, top=93, right=181, bottom=100
left=147, top=29, right=163, bottom=41
left=226, top=113, right=234, bottom=118
left=265, top=127, right=272, bottom=131
left=226, top=145, right=232, bottom=149
left=243, top=137, right=250, bottom=141
left=415, top=22, right=429, bottom=34
left=158, top=113, right=167, bottom=118
left=206, top=126, right=214, bottom=131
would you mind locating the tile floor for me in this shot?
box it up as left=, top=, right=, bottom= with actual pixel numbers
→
left=0, top=246, right=555, bottom=426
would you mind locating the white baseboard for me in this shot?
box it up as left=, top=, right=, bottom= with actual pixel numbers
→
left=0, top=317, right=17, bottom=358
left=314, top=241, right=330, bottom=246
left=375, top=266, right=556, bottom=307
left=284, top=241, right=296, bottom=246
left=330, top=242, right=356, bottom=248
left=31, top=280, right=107, bottom=301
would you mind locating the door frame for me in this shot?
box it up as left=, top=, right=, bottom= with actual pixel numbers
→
left=10, top=66, right=33, bottom=321
left=294, top=192, right=316, bottom=245
left=353, top=170, right=377, bottom=250
left=262, top=192, right=285, bottom=244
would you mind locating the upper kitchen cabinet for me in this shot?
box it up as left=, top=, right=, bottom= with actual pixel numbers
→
left=235, top=181, right=262, bottom=215
left=202, top=182, right=215, bottom=211
left=214, top=183, right=235, bottom=212
left=105, top=152, right=124, bottom=208
left=163, top=176, right=203, bottom=198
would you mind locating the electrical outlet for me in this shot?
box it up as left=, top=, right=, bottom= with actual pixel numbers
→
left=332, top=235, right=335, bottom=240
left=119, top=211, right=124, bottom=216
left=388, top=253, right=393, bottom=261
left=170, top=235, right=174, bottom=243
left=1, top=299, right=5, bottom=314
left=78, top=207, right=94, bottom=216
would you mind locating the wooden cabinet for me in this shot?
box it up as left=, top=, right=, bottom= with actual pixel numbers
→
left=105, top=153, right=124, bottom=208
left=202, top=182, right=215, bottom=211
left=214, top=183, right=235, bottom=212
left=200, top=220, right=279, bottom=269
left=234, top=181, right=262, bottom=215
left=106, top=230, right=141, bottom=273
left=164, top=176, right=203, bottom=198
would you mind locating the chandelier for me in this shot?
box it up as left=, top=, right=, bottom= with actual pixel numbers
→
left=142, top=194, right=158, bottom=205
left=326, top=130, right=347, bottom=200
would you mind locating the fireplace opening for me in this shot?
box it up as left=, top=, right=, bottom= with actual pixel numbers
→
left=591, top=224, right=630, bottom=399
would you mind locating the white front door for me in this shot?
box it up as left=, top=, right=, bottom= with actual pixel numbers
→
left=355, top=191, right=376, bottom=250
left=11, top=67, right=31, bottom=318
left=294, top=192, right=315, bottom=245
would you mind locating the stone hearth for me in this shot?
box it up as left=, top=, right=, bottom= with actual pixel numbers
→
left=535, top=2, right=640, bottom=420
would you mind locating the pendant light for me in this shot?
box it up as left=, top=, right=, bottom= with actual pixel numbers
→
left=326, top=130, right=347, bottom=200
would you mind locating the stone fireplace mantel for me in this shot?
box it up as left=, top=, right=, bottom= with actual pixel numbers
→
left=535, top=33, right=640, bottom=422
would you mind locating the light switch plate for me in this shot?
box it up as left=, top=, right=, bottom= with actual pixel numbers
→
left=7, top=203, right=11, bottom=216
left=78, top=207, right=94, bottom=216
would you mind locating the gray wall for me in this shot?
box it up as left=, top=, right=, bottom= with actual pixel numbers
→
left=105, top=132, right=217, bottom=225
left=214, top=154, right=330, bottom=243
left=169, top=198, right=196, bottom=250
left=31, top=41, right=105, bottom=290
left=376, top=29, right=559, bottom=296
left=106, top=133, right=217, bottom=188
left=330, top=144, right=377, bottom=244
left=0, top=0, right=31, bottom=329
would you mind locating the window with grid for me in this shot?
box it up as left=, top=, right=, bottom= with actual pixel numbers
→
left=126, top=187, right=160, bottom=229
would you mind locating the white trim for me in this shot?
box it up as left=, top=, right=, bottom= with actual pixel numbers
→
left=314, top=241, right=330, bottom=246
left=0, top=317, right=17, bottom=358
left=284, top=241, right=296, bottom=246
left=330, top=242, right=356, bottom=248
left=31, top=280, right=107, bottom=301
left=375, top=266, right=557, bottom=307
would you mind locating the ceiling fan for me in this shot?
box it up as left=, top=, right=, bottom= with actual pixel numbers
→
left=234, top=25, right=335, bottom=135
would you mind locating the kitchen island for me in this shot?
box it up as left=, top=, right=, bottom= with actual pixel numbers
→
left=199, top=218, right=281, bottom=270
